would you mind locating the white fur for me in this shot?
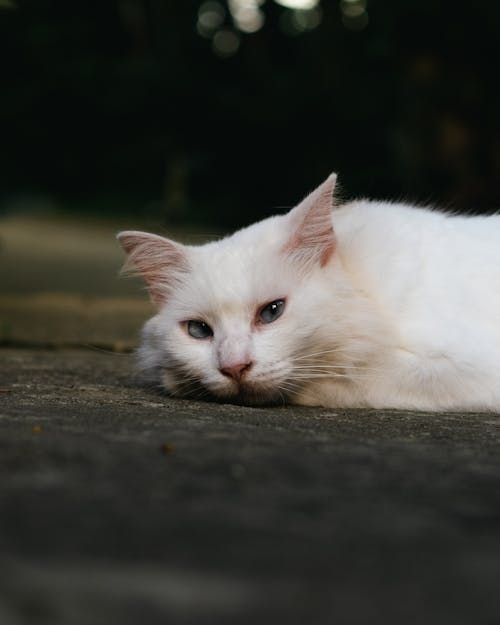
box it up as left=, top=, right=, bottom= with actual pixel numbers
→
left=118, top=174, right=500, bottom=411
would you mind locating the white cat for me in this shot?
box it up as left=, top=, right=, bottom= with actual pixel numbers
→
left=117, top=173, right=500, bottom=411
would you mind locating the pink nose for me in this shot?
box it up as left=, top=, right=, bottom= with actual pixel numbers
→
left=220, top=361, right=253, bottom=382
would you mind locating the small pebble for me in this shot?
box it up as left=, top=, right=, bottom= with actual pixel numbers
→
left=160, top=443, right=175, bottom=455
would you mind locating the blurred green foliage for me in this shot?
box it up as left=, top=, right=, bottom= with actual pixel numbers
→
left=1, top=0, right=500, bottom=226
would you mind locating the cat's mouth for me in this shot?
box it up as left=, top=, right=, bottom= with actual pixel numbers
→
left=163, top=365, right=295, bottom=406
left=182, top=379, right=288, bottom=406
left=232, top=385, right=286, bottom=406
left=214, top=377, right=293, bottom=406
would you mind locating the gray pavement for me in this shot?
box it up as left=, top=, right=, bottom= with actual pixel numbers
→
left=1, top=347, right=500, bottom=624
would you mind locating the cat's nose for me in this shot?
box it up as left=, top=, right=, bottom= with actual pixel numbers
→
left=220, top=361, right=253, bottom=382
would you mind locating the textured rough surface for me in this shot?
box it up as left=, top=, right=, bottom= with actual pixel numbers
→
left=1, top=348, right=500, bottom=624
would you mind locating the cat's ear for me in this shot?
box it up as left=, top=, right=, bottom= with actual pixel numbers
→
left=283, top=173, right=336, bottom=269
left=116, top=231, right=189, bottom=306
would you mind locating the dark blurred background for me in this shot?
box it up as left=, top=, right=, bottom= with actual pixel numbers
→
left=2, top=0, right=500, bottom=228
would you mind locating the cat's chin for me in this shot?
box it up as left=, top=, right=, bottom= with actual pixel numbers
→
left=162, top=376, right=287, bottom=406
left=224, top=388, right=286, bottom=407
left=215, top=379, right=292, bottom=406
left=188, top=383, right=288, bottom=407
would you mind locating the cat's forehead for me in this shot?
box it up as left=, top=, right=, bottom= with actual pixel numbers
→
left=178, top=216, right=293, bottom=311
left=193, top=241, right=287, bottom=295
left=195, top=214, right=287, bottom=277
left=205, top=213, right=286, bottom=254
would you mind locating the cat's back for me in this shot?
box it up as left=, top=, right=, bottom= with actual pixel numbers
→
left=333, top=198, right=500, bottom=333
left=335, top=197, right=500, bottom=243
left=327, top=199, right=500, bottom=402
left=333, top=198, right=500, bottom=274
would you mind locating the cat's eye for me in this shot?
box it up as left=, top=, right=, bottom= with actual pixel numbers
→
left=259, top=299, right=285, bottom=324
left=186, top=320, right=213, bottom=339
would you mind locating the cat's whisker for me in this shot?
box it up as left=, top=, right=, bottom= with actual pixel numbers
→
left=290, top=347, right=358, bottom=361
left=169, top=375, right=206, bottom=398
left=291, top=341, right=383, bottom=360
left=279, top=384, right=301, bottom=396
left=292, top=361, right=385, bottom=374
left=170, top=376, right=199, bottom=390
left=192, top=386, right=212, bottom=401
left=182, top=382, right=206, bottom=396
left=293, top=371, right=373, bottom=382
left=292, top=368, right=380, bottom=377
left=279, top=379, right=302, bottom=391
left=276, top=388, right=287, bottom=406
left=291, top=370, right=347, bottom=378
left=178, top=373, right=203, bottom=384
left=289, top=373, right=349, bottom=380
left=292, top=363, right=369, bottom=371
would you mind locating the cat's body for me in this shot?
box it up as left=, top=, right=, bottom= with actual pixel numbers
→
left=118, top=174, right=500, bottom=411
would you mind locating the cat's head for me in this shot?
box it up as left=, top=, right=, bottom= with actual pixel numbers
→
left=118, top=173, right=342, bottom=404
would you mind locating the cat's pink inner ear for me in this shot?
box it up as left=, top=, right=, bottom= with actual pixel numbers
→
left=284, top=173, right=337, bottom=268
left=116, top=231, right=188, bottom=305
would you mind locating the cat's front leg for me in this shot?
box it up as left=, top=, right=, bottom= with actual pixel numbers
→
left=291, top=379, right=369, bottom=409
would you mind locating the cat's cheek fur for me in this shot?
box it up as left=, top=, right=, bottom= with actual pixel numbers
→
left=136, top=313, right=238, bottom=400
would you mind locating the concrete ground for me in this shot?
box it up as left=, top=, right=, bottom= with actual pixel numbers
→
left=2, top=348, right=500, bottom=625
left=2, top=213, right=500, bottom=624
